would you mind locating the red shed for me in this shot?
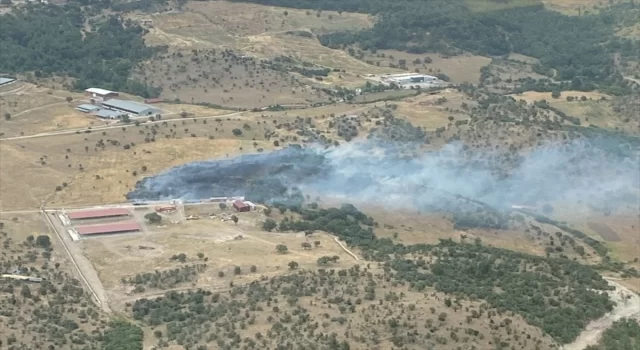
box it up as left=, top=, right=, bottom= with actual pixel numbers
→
left=233, top=200, right=250, bottom=212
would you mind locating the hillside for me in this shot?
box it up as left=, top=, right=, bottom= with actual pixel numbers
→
left=0, top=0, right=639, bottom=349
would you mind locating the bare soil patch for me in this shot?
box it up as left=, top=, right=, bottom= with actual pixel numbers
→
left=588, top=222, right=622, bottom=242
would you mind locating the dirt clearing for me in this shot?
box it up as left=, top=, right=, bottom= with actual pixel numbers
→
left=588, top=222, right=621, bottom=242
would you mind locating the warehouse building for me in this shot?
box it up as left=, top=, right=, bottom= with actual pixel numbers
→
left=76, top=104, right=101, bottom=113
left=67, top=208, right=130, bottom=220
left=93, top=109, right=125, bottom=119
left=381, top=73, right=439, bottom=89
left=0, top=77, right=16, bottom=87
left=85, top=88, right=119, bottom=100
left=101, top=99, right=161, bottom=116
left=75, top=221, right=141, bottom=236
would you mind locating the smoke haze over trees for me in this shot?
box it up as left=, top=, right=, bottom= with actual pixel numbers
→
left=128, top=138, right=639, bottom=214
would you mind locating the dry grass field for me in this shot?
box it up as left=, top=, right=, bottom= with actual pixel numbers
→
left=131, top=1, right=394, bottom=107
left=361, top=205, right=600, bottom=264
left=79, top=207, right=356, bottom=305
left=509, top=90, right=640, bottom=132
left=542, top=0, right=630, bottom=15
left=137, top=49, right=328, bottom=108
left=361, top=49, right=491, bottom=84
left=394, top=89, right=471, bottom=130
left=0, top=88, right=377, bottom=210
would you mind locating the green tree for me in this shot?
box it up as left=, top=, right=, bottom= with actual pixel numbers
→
left=144, top=212, right=162, bottom=224
left=263, top=219, right=277, bottom=232
left=35, top=235, right=51, bottom=248
left=276, top=244, right=288, bottom=254
left=288, top=261, right=299, bottom=270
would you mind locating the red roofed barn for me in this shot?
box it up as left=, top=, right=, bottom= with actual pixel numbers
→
left=233, top=200, right=250, bottom=212
left=68, top=208, right=130, bottom=220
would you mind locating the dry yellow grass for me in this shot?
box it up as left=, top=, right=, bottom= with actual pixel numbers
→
left=81, top=210, right=354, bottom=300
left=244, top=34, right=394, bottom=75
left=511, top=90, right=610, bottom=103
left=542, top=0, right=632, bottom=15
left=50, top=138, right=274, bottom=207
left=184, top=1, right=373, bottom=37
left=364, top=50, right=491, bottom=84
left=369, top=208, right=551, bottom=257
left=395, top=89, right=470, bottom=130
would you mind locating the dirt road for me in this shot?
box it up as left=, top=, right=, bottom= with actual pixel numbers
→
left=561, top=278, right=640, bottom=350
left=0, top=111, right=243, bottom=142
left=41, top=210, right=112, bottom=313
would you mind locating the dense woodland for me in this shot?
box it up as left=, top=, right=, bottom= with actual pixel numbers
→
left=0, top=4, right=163, bottom=97
left=234, top=0, right=640, bottom=95
left=269, top=204, right=615, bottom=344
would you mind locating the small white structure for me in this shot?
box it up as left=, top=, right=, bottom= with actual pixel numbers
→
left=85, top=88, right=119, bottom=100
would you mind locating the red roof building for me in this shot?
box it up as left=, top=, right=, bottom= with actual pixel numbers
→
left=67, top=208, right=130, bottom=220
left=233, top=200, right=250, bottom=212
left=76, top=221, right=141, bottom=235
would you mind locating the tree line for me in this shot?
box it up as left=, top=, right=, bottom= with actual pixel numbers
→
left=0, top=4, right=163, bottom=97
left=232, top=0, right=640, bottom=95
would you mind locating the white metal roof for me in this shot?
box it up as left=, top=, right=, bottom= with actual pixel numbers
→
left=101, top=99, right=159, bottom=114
left=0, top=77, right=16, bottom=85
left=85, top=87, right=116, bottom=95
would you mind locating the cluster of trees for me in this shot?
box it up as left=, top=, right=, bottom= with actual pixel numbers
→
left=0, top=5, right=163, bottom=97
left=123, top=264, right=207, bottom=291
left=585, top=318, right=640, bottom=350
left=233, top=0, right=640, bottom=94
left=367, top=109, right=427, bottom=143
left=99, top=321, right=144, bottom=350
left=390, top=240, right=613, bottom=343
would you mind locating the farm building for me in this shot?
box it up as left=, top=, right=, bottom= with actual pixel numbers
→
left=101, top=99, right=160, bottom=116
left=381, top=73, right=439, bottom=89
left=75, top=104, right=100, bottom=113
left=0, top=77, right=16, bottom=87
left=67, top=208, right=130, bottom=220
left=93, top=109, right=124, bottom=119
left=85, top=88, right=119, bottom=100
left=233, top=200, right=251, bottom=212
left=75, top=221, right=141, bottom=235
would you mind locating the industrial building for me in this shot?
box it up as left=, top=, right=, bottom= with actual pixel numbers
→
left=75, top=221, right=141, bottom=235
left=85, top=88, right=119, bottom=100
left=67, top=208, right=130, bottom=220
left=93, top=109, right=125, bottom=119
left=0, top=77, right=16, bottom=87
left=381, top=73, right=439, bottom=89
left=76, top=104, right=101, bottom=113
left=233, top=200, right=251, bottom=212
left=100, top=99, right=160, bottom=116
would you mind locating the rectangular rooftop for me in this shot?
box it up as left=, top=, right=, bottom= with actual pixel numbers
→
left=67, top=208, right=130, bottom=220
